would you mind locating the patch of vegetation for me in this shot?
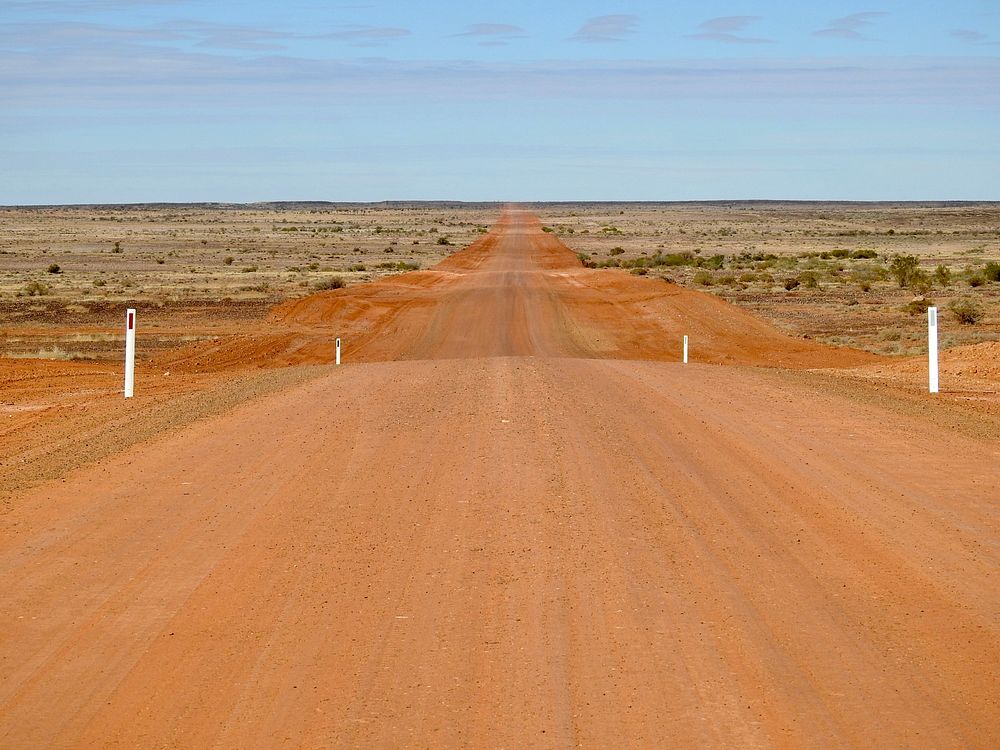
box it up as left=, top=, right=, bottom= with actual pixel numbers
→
left=223, top=256, right=234, bottom=265
left=376, top=261, right=419, bottom=271
left=933, top=265, right=952, bottom=287
left=903, top=297, right=933, bottom=315
left=783, top=277, right=800, bottom=291
left=984, top=262, right=1000, bottom=282
left=948, top=297, right=984, bottom=324
left=241, top=265, right=258, bottom=273
left=46, top=263, right=61, bottom=274
left=609, top=247, right=624, bottom=256
left=889, top=254, right=921, bottom=288
left=24, top=280, right=49, bottom=296
left=313, top=276, right=346, bottom=291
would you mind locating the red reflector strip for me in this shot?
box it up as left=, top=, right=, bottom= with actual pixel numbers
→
left=128, top=312, right=134, bottom=330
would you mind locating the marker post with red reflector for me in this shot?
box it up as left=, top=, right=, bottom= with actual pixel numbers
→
left=336, top=337, right=341, bottom=366
left=124, top=308, right=136, bottom=398
left=683, top=335, right=689, bottom=364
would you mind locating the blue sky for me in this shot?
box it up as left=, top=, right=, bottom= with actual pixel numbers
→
left=2, top=0, right=998, bottom=202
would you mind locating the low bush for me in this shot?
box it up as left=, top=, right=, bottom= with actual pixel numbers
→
left=903, top=297, right=933, bottom=315
left=609, top=247, right=625, bottom=256
left=984, top=262, right=1000, bottom=282
left=933, top=264, right=952, bottom=287
left=313, top=276, right=346, bottom=291
left=948, top=297, right=984, bottom=324
left=783, top=277, right=800, bottom=291
left=850, top=248, right=878, bottom=259
left=692, top=271, right=714, bottom=286
left=47, top=263, right=61, bottom=274
left=889, top=254, right=921, bottom=287
left=24, top=280, right=49, bottom=296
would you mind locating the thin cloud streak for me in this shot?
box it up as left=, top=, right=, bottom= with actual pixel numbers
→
left=3, top=49, right=996, bottom=108
left=570, top=15, right=638, bottom=43
left=687, top=16, right=773, bottom=44
left=813, top=12, right=887, bottom=40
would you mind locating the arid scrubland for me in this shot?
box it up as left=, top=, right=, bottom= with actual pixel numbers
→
left=2, top=201, right=997, bottom=360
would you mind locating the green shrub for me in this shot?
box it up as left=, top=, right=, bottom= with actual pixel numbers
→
left=933, top=265, right=952, bottom=287
left=47, top=263, right=61, bottom=274
left=24, top=280, right=49, bottom=296
left=910, top=269, right=932, bottom=295
left=851, top=249, right=878, bottom=259
left=948, top=297, right=984, bottom=324
left=889, top=254, right=922, bottom=287
left=609, top=247, right=625, bottom=256
left=692, top=271, right=714, bottom=286
left=798, top=271, right=820, bottom=289
left=783, top=277, right=800, bottom=290
left=984, top=262, right=1000, bottom=282
left=903, top=298, right=933, bottom=315
left=968, top=275, right=985, bottom=288
left=314, top=276, right=346, bottom=291
left=436, top=236, right=452, bottom=246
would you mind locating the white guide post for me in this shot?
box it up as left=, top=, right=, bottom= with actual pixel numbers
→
left=336, top=337, right=341, bottom=366
left=683, top=335, right=689, bottom=364
left=124, top=308, right=136, bottom=399
left=928, top=306, right=939, bottom=394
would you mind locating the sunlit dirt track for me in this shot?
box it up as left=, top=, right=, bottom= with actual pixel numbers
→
left=1, top=211, right=997, bottom=748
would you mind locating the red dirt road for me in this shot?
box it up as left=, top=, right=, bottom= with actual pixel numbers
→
left=1, top=212, right=998, bottom=748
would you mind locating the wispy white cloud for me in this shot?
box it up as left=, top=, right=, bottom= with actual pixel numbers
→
left=0, top=19, right=411, bottom=54
left=318, top=26, right=411, bottom=47
left=4, top=0, right=191, bottom=12
left=687, top=16, right=773, bottom=45
left=950, top=29, right=998, bottom=46
left=813, top=12, right=887, bottom=41
left=453, top=23, right=526, bottom=47
left=3, top=38, right=996, bottom=110
left=570, top=15, right=638, bottom=43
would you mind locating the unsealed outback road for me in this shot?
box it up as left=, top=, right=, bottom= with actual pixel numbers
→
left=1, top=211, right=998, bottom=748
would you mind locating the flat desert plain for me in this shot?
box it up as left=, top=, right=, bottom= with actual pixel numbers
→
left=1, top=204, right=998, bottom=748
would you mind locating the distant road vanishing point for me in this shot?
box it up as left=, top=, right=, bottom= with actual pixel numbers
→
left=1, top=210, right=997, bottom=748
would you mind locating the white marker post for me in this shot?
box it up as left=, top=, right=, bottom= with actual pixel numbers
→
left=928, top=306, right=939, bottom=394
left=335, top=337, right=341, bottom=366
left=124, top=308, right=136, bottom=399
left=683, top=335, right=689, bottom=364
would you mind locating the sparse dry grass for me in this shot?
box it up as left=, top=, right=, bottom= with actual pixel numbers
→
left=2, top=201, right=998, bottom=360
left=534, top=202, right=1000, bottom=354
